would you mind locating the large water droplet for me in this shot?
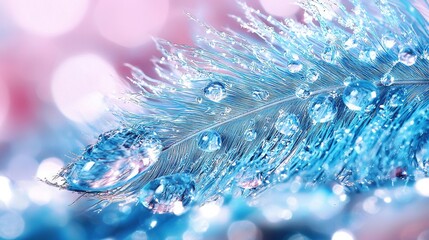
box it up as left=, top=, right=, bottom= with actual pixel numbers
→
left=275, top=113, right=300, bottom=136
left=295, top=84, right=311, bottom=99
left=359, top=48, right=377, bottom=62
left=244, top=129, right=257, bottom=142
left=138, top=173, right=195, bottom=215
left=306, top=68, right=319, bottom=83
left=252, top=89, right=269, bottom=101
left=308, top=94, right=337, bottom=123
left=343, top=76, right=356, bottom=86
left=342, top=80, right=379, bottom=112
left=380, top=73, right=394, bottom=86
left=288, top=61, right=303, bottom=73
left=197, top=130, right=222, bottom=152
left=65, top=128, right=162, bottom=192
left=204, top=82, right=226, bottom=102
left=398, top=47, right=417, bottom=66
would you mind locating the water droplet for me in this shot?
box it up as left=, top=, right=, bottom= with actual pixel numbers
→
left=295, top=84, right=311, bottom=99
left=244, top=129, right=257, bottom=141
left=381, top=33, right=396, bottom=49
left=66, top=128, right=162, bottom=192
left=308, top=94, right=337, bottom=123
left=288, top=61, right=303, bottom=73
left=342, top=80, right=379, bottom=112
left=386, top=88, right=407, bottom=108
left=204, top=82, right=226, bottom=102
left=236, top=172, right=263, bottom=189
left=359, top=47, right=377, bottom=62
left=398, top=47, right=417, bottom=66
left=275, top=113, right=300, bottom=136
left=380, top=73, right=394, bottom=86
left=321, top=46, right=337, bottom=63
left=138, top=173, right=195, bottom=215
left=252, top=89, right=269, bottom=101
left=306, top=69, right=319, bottom=83
left=197, top=130, right=222, bottom=152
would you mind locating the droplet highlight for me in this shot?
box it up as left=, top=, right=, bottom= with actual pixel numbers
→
left=275, top=113, right=300, bottom=136
left=197, top=130, right=222, bottom=152
left=342, top=80, right=379, bottom=112
left=244, top=129, right=257, bottom=142
left=398, top=47, right=417, bottom=66
left=138, top=173, right=195, bottom=215
left=204, top=82, right=227, bottom=102
left=252, top=89, right=269, bottom=101
left=308, top=94, right=337, bottom=123
left=306, top=68, right=319, bottom=83
left=65, top=128, right=162, bottom=192
left=295, top=84, right=311, bottom=99
left=287, top=61, right=303, bottom=73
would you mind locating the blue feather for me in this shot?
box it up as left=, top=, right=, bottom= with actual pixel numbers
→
left=52, top=0, right=429, bottom=214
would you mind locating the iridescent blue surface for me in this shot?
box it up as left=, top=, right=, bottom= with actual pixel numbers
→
left=138, top=173, right=195, bottom=214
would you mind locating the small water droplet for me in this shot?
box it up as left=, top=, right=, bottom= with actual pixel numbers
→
left=252, top=89, right=269, bottom=101
left=66, top=129, right=162, bottom=192
left=359, top=47, right=377, bottom=62
left=138, top=173, right=195, bottom=215
left=321, top=46, right=337, bottom=63
left=386, top=87, right=407, bottom=108
left=275, top=113, right=300, bottom=136
left=342, top=80, right=379, bottom=112
left=308, top=94, right=337, bottom=123
left=381, top=33, right=396, bottom=49
left=244, top=129, right=257, bottom=141
left=196, top=97, right=203, bottom=104
left=295, top=84, right=311, bottom=99
left=306, top=69, right=319, bottom=83
left=204, top=82, right=227, bottom=102
left=197, top=130, right=222, bottom=152
left=380, top=73, right=394, bottom=86
left=288, top=61, right=303, bottom=73
left=398, top=47, right=417, bottom=66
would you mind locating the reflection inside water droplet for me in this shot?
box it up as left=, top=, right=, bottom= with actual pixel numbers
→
left=342, top=80, right=379, bottom=112
left=308, top=94, right=337, bottom=123
left=204, top=82, right=227, bottom=102
left=275, top=113, right=300, bottom=136
left=197, top=130, right=222, bottom=152
left=139, top=173, right=195, bottom=215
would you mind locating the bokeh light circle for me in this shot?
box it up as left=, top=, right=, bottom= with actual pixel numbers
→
left=5, top=0, right=88, bottom=36
left=94, top=0, right=169, bottom=48
left=51, top=54, right=122, bottom=123
left=259, top=0, right=300, bottom=17
left=0, top=78, right=9, bottom=130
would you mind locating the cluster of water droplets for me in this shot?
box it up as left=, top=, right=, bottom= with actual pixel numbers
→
left=55, top=0, right=429, bottom=217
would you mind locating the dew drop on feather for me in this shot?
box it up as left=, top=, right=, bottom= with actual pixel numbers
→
left=138, top=173, right=195, bottom=215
